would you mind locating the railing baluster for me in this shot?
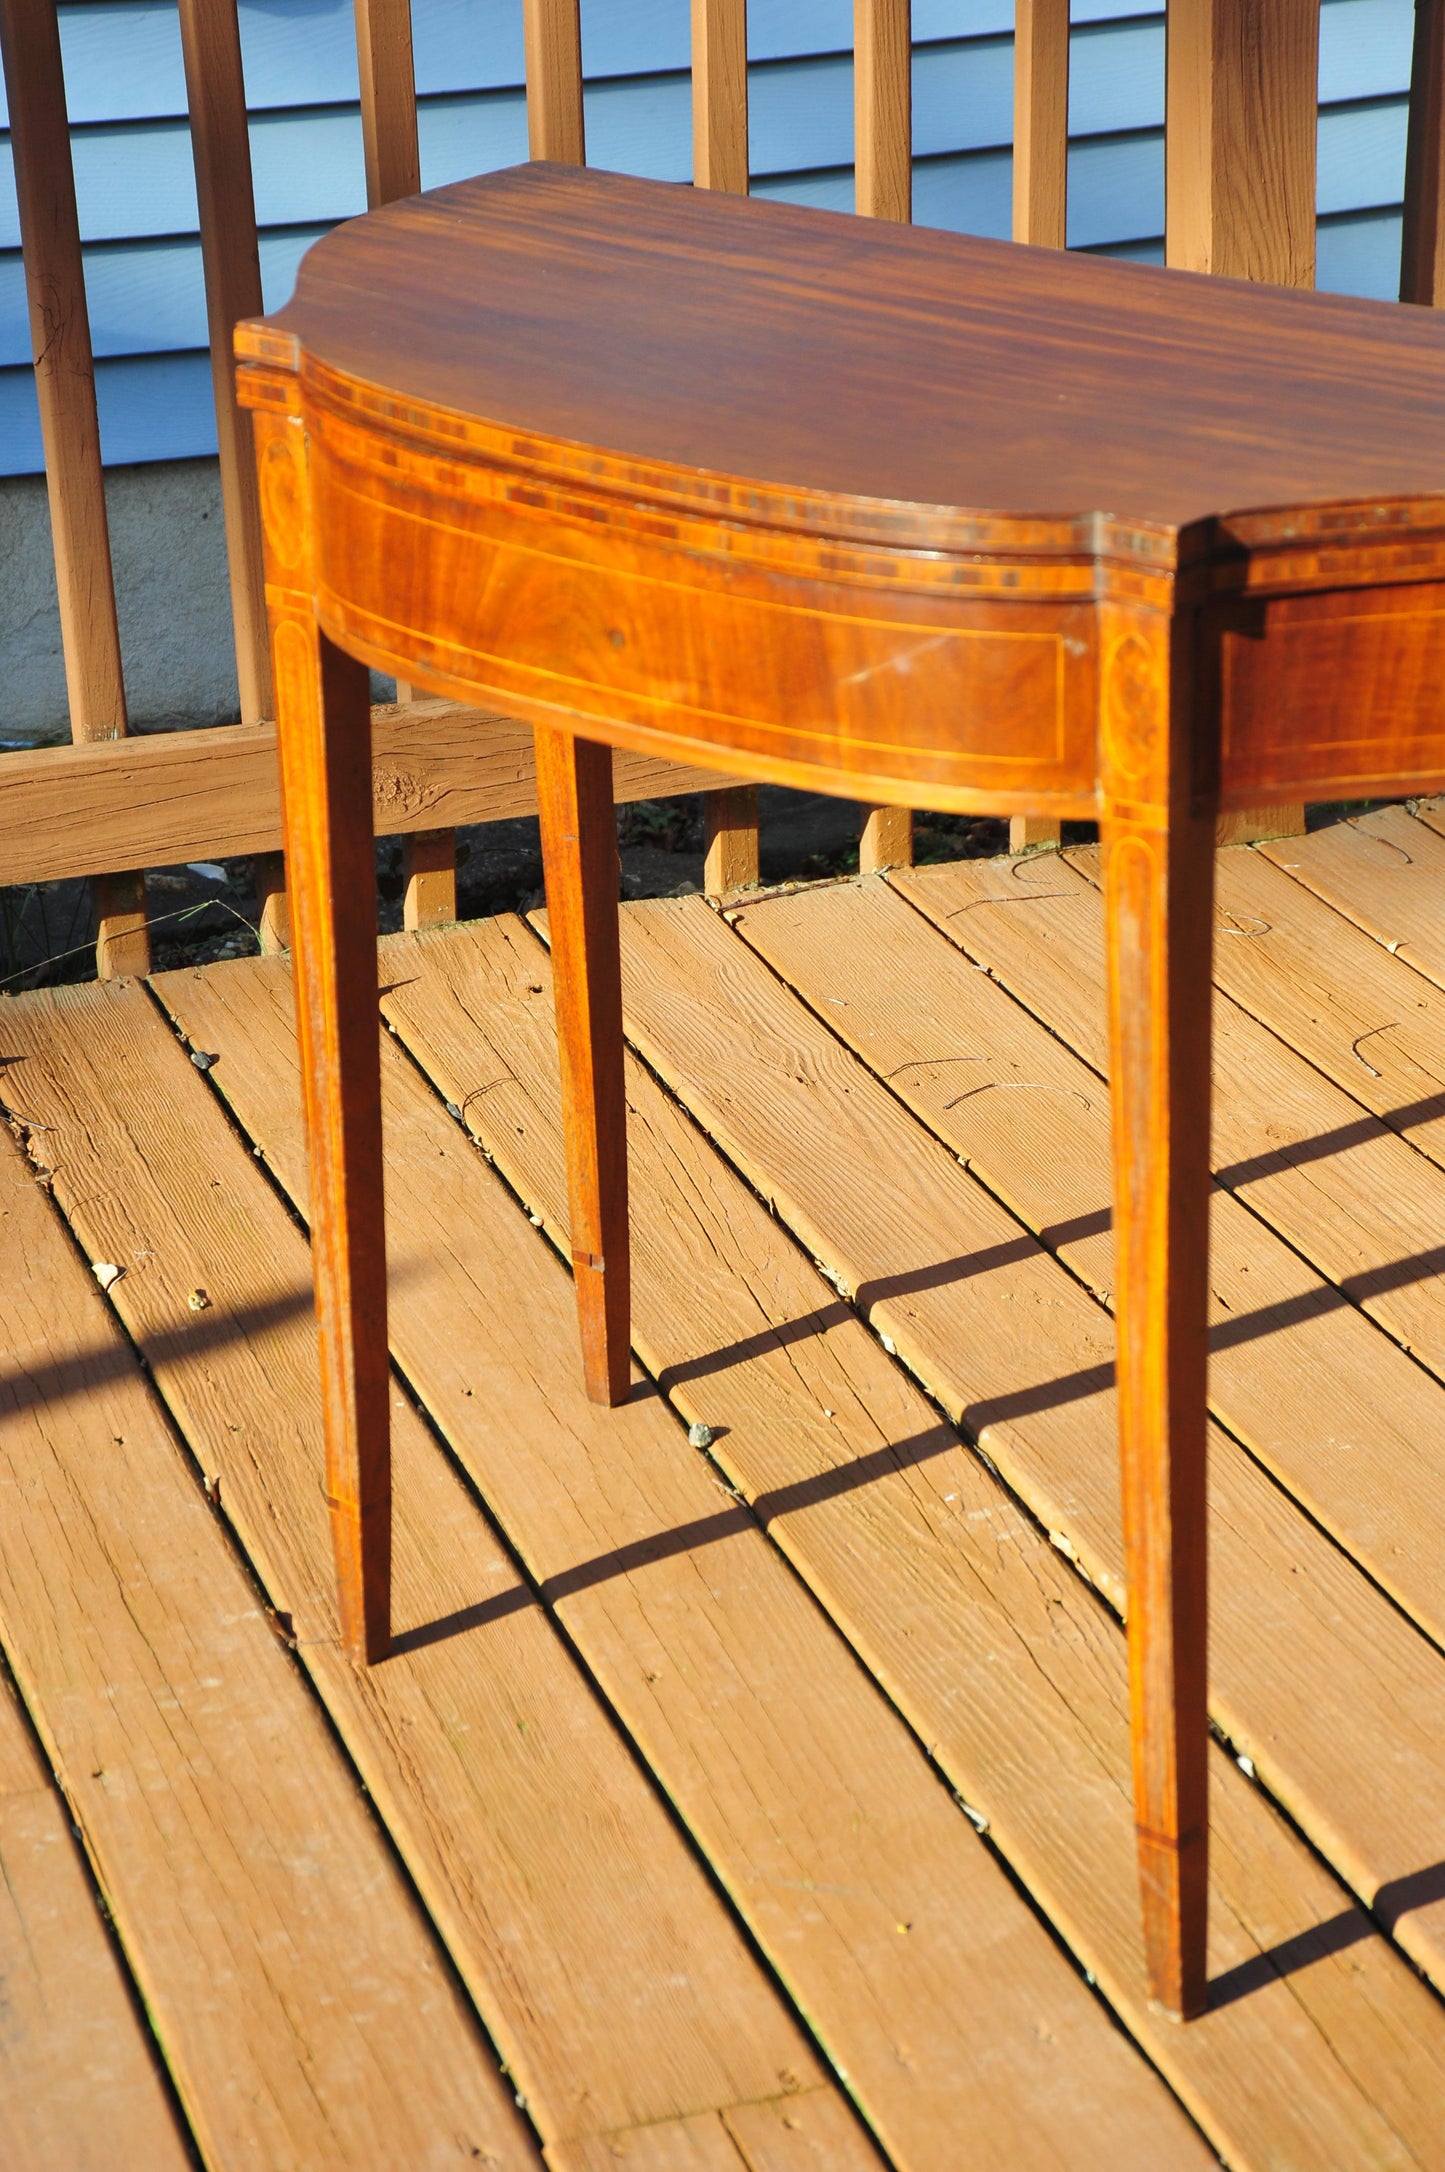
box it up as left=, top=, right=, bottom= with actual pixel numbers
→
left=854, top=0, right=912, bottom=226
left=1403, top=0, right=1445, bottom=306
left=522, top=0, right=585, bottom=163
left=692, top=0, right=761, bottom=898
left=0, top=0, right=150, bottom=977
left=175, top=0, right=287, bottom=944
left=1013, top=0, right=1069, bottom=251
left=853, top=0, right=915, bottom=875
left=1167, top=0, right=1313, bottom=844
left=354, top=0, right=421, bottom=206
left=1008, top=0, right=1071, bottom=855
left=691, top=0, right=748, bottom=196
left=352, top=0, right=456, bottom=928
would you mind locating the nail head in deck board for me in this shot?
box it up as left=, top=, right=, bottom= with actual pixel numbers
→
left=0, top=703, right=746, bottom=891
left=0, top=1667, right=191, bottom=2172
left=0, top=1119, right=536, bottom=2172
left=736, top=873, right=1445, bottom=1654
left=163, top=949, right=1198, bottom=2172
left=9, top=975, right=819, bottom=2148
left=601, top=893, right=1445, bottom=2008
left=378, top=914, right=1445, bottom=2172
left=889, top=846, right=1445, bottom=1445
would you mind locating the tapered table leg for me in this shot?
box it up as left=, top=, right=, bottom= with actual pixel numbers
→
left=535, top=725, right=632, bottom=1405
left=1100, top=610, right=1215, bottom=2018
left=264, top=516, right=392, bottom=1663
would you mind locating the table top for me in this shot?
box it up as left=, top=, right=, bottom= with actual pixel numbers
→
left=258, top=162, right=1445, bottom=546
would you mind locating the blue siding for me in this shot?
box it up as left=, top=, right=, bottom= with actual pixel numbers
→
left=0, top=0, right=1421, bottom=474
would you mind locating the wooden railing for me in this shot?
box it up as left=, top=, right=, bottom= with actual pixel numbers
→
left=1, top=2, right=1441, bottom=978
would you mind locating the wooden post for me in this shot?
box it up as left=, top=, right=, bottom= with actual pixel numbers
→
left=1008, top=0, right=1071, bottom=857
left=177, top=0, right=291, bottom=947
left=522, top=0, right=585, bottom=163
left=1403, top=0, right=1445, bottom=306
left=353, top=0, right=420, bottom=207
left=255, top=403, right=392, bottom=1663
left=402, top=831, right=457, bottom=930
left=1100, top=599, right=1215, bottom=2021
left=0, top=0, right=150, bottom=976
left=858, top=806, right=914, bottom=873
left=855, top=0, right=912, bottom=225
left=692, top=0, right=749, bottom=195
left=691, top=1, right=761, bottom=891
left=1167, top=0, right=1315, bottom=845
left=352, top=0, right=462, bottom=928
left=535, top=729, right=632, bottom=1407
left=1013, top=0, right=1069, bottom=251
left=854, top=0, right=914, bottom=870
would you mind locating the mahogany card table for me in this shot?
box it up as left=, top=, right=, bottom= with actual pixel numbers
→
left=236, top=160, right=1445, bottom=2018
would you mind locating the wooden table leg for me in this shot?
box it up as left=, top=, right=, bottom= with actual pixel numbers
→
left=273, top=621, right=392, bottom=1664
left=535, top=725, right=632, bottom=1405
left=1100, top=613, right=1214, bottom=2018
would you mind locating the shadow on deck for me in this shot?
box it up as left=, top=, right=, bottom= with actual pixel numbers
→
left=6, top=812, right=1445, bottom=2169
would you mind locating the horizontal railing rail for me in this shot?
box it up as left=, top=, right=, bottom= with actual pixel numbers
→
left=0, top=2, right=1436, bottom=977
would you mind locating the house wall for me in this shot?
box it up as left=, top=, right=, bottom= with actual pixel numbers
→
left=0, top=0, right=1421, bottom=741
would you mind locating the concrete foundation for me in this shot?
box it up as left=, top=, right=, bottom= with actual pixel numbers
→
left=1, top=459, right=243, bottom=745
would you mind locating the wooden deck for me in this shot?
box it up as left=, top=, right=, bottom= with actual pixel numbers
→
left=7, top=814, right=1445, bottom=2168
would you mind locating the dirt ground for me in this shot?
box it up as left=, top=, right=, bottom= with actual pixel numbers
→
left=0, top=786, right=1023, bottom=991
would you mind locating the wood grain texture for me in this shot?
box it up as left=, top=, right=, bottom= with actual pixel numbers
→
left=1261, top=801, right=1445, bottom=997
left=1166, top=0, right=1319, bottom=288
left=702, top=785, right=761, bottom=896
left=523, top=0, right=584, bottom=164
left=535, top=728, right=632, bottom=1403
left=874, top=853, right=1445, bottom=1588
left=554, top=2092, right=878, bottom=2171
left=258, top=402, right=391, bottom=1661
left=0, top=1115, right=536, bottom=2172
left=165, top=946, right=1196, bottom=2172
left=237, top=165, right=1445, bottom=819
left=390, top=908, right=1445, bottom=2171
left=13, top=973, right=819, bottom=2152
left=857, top=805, right=912, bottom=875
left=353, top=0, right=421, bottom=209
left=1404, top=0, right=1445, bottom=306
left=0, top=1665, right=190, bottom=2172
left=1004, top=0, right=1070, bottom=861
left=0, top=703, right=744, bottom=891
left=604, top=893, right=1445, bottom=2005
left=1199, top=842, right=1445, bottom=1178
left=176, top=0, right=271, bottom=727
left=854, top=0, right=911, bottom=224
left=1098, top=603, right=1214, bottom=2014
left=689, top=1, right=760, bottom=891
left=0, top=0, right=149, bottom=979
left=691, top=0, right=749, bottom=197
left=402, top=826, right=458, bottom=929
left=1013, top=0, right=1069, bottom=252
left=247, top=163, right=1445, bottom=549
left=890, top=842, right=1445, bottom=1372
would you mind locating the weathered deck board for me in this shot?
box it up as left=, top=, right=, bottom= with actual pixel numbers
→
left=5, top=974, right=829, bottom=2156
left=0, top=1116, right=536, bottom=2172
left=735, top=874, right=1445, bottom=1652
left=606, top=894, right=1445, bottom=2007
left=381, top=911, right=1445, bottom=2171
left=1260, top=803, right=1445, bottom=993
left=1171, top=845, right=1445, bottom=1174
left=159, top=950, right=1199, bottom=2172
left=0, top=1662, right=190, bottom=2172
left=884, top=848, right=1445, bottom=1387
